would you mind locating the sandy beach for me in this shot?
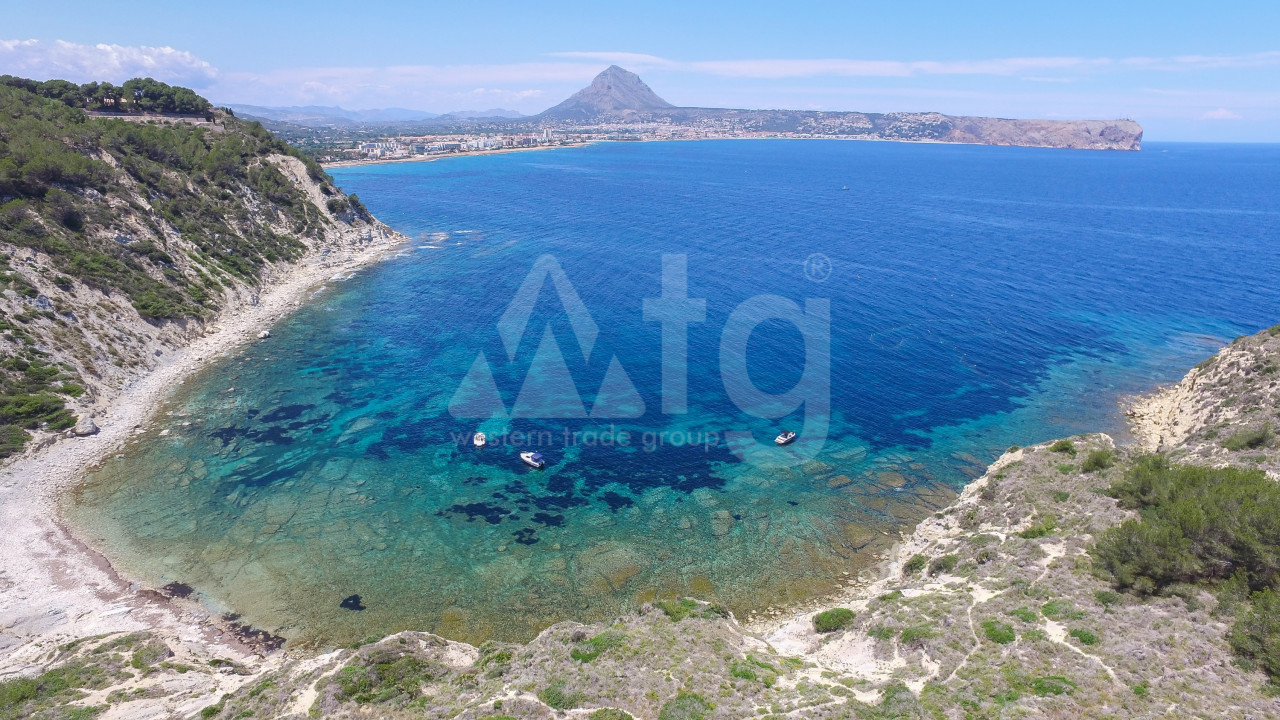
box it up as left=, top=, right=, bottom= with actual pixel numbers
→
left=0, top=233, right=405, bottom=679
left=320, top=141, right=590, bottom=169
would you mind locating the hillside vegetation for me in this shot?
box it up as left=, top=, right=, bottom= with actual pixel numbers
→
left=0, top=75, right=212, bottom=116
left=0, top=76, right=384, bottom=457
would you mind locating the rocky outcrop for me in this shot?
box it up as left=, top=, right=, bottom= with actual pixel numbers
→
left=539, top=65, right=674, bottom=120
left=71, top=415, right=97, bottom=437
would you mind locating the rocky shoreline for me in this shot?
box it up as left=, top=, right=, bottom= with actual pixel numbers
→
left=6, top=326, right=1278, bottom=718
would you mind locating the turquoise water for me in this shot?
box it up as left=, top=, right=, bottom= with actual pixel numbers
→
left=70, top=140, right=1280, bottom=647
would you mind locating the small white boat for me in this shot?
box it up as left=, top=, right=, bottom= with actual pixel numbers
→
left=520, top=451, right=546, bottom=469
left=473, top=432, right=486, bottom=448
left=774, top=430, right=797, bottom=446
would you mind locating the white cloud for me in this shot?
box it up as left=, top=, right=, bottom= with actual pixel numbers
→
left=549, top=51, right=676, bottom=68
left=7, top=39, right=1272, bottom=125
left=1142, top=51, right=1280, bottom=70
left=0, top=39, right=217, bottom=86
left=206, top=62, right=598, bottom=108
left=1202, top=108, right=1242, bottom=120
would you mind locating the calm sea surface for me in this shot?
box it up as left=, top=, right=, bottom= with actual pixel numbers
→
left=69, top=140, right=1280, bottom=646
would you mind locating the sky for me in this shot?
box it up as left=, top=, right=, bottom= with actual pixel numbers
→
left=2, top=0, right=1279, bottom=141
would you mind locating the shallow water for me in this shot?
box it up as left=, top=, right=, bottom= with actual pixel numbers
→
left=70, top=140, right=1280, bottom=646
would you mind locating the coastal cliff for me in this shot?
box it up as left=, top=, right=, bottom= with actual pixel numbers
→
left=0, top=77, right=402, bottom=460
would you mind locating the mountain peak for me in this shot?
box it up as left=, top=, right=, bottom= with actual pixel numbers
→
left=540, top=66, right=673, bottom=120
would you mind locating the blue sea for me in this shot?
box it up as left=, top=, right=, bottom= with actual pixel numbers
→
left=69, top=140, right=1280, bottom=647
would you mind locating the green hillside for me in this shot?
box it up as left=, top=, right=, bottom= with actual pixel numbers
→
left=0, top=76, right=377, bottom=457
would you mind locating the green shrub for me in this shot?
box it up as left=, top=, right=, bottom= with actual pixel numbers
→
left=657, top=691, right=713, bottom=720
left=1069, top=628, right=1099, bottom=646
left=1017, top=516, right=1057, bottom=539
left=903, top=554, right=927, bottom=575
left=878, top=590, right=903, bottom=601
left=899, top=624, right=934, bottom=645
left=1056, top=463, right=1075, bottom=475
left=656, top=598, right=700, bottom=622
left=570, top=631, right=625, bottom=663
left=589, top=710, right=635, bottom=720
left=1229, top=588, right=1280, bottom=683
left=1049, top=439, right=1077, bottom=456
left=1132, top=682, right=1149, bottom=696
left=1008, top=607, right=1038, bottom=623
left=538, top=681, right=584, bottom=710
left=1082, top=449, right=1116, bottom=473
left=982, top=620, right=1016, bottom=644
left=0, top=661, right=107, bottom=716
left=1029, top=676, right=1076, bottom=696
left=333, top=651, right=435, bottom=704
left=1222, top=424, right=1273, bottom=451
left=927, top=554, right=958, bottom=576
left=1040, top=600, right=1084, bottom=620
left=1091, top=456, right=1280, bottom=594
left=1094, top=590, right=1121, bottom=608
left=867, top=625, right=895, bottom=640
left=0, top=424, right=28, bottom=459
left=813, top=608, right=855, bottom=633
left=1053, top=491, right=1070, bottom=502
left=729, top=661, right=757, bottom=681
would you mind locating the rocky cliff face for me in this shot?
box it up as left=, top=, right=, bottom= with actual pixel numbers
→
left=938, top=116, right=1144, bottom=151
left=0, top=83, right=403, bottom=457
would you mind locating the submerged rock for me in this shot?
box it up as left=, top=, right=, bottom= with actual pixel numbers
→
left=710, top=509, right=735, bottom=536
left=827, top=474, right=853, bottom=488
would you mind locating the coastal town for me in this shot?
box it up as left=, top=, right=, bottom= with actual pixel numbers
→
left=323, top=129, right=575, bottom=162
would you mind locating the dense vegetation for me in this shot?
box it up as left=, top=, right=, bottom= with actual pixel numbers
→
left=1092, top=455, right=1280, bottom=594
left=0, top=75, right=211, bottom=116
left=812, top=608, right=855, bottom=633
left=0, top=76, right=347, bottom=456
left=1092, top=455, right=1280, bottom=683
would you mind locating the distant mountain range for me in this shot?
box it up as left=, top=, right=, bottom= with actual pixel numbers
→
left=227, top=104, right=525, bottom=126
left=229, top=66, right=1142, bottom=151
left=529, top=66, right=1142, bottom=151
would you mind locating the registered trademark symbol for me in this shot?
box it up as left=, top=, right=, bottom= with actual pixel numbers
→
left=804, top=253, right=831, bottom=283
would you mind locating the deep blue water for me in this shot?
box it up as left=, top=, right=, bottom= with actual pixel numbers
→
left=70, top=140, right=1280, bottom=646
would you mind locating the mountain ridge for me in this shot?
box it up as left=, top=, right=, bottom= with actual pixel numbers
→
left=539, top=64, right=674, bottom=120
left=530, top=66, right=1142, bottom=150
